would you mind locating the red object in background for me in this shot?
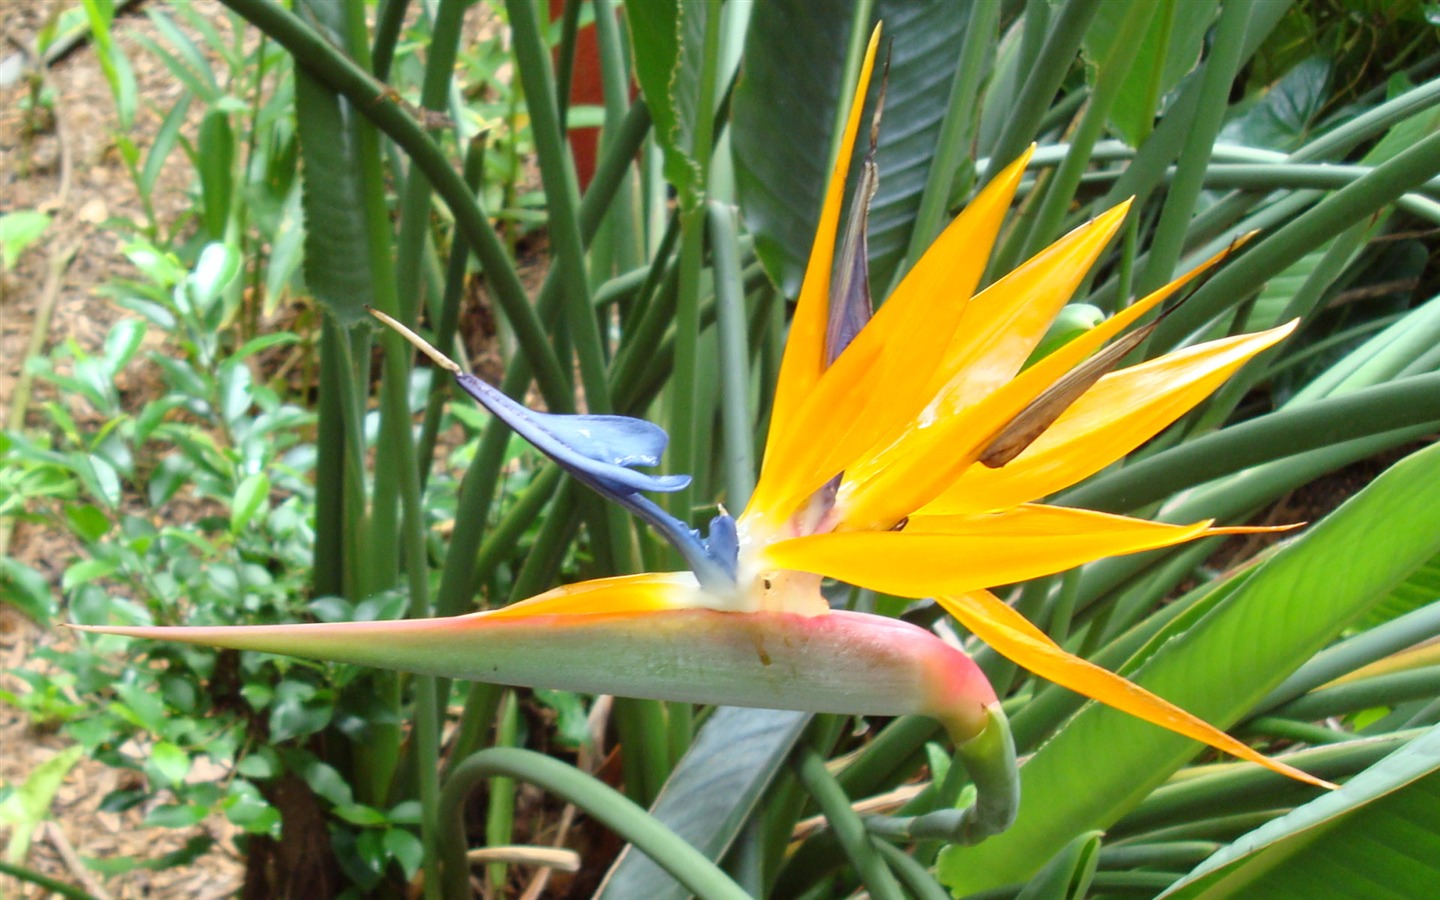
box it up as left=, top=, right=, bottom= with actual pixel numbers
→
left=550, top=0, right=603, bottom=190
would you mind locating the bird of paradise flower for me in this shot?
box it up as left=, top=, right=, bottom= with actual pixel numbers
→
left=75, top=26, right=1334, bottom=846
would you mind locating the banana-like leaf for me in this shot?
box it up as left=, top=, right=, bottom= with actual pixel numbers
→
left=292, top=0, right=372, bottom=323
left=627, top=0, right=708, bottom=207
left=732, top=0, right=971, bottom=297
left=1015, top=830, right=1103, bottom=900
left=1160, top=723, right=1440, bottom=898
left=1358, top=552, right=1440, bottom=630
left=595, top=707, right=810, bottom=900
left=1082, top=0, right=1219, bottom=146
left=940, top=440, right=1440, bottom=893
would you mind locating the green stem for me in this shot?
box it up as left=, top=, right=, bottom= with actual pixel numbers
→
left=1239, top=716, right=1353, bottom=745
left=417, top=137, right=487, bottom=487
left=486, top=691, right=520, bottom=892
left=1135, top=0, right=1254, bottom=297
left=1258, top=602, right=1440, bottom=712
left=392, top=0, right=464, bottom=325
left=1269, top=668, right=1440, bottom=722
left=1112, top=730, right=1423, bottom=839
left=312, top=317, right=347, bottom=599
left=979, top=0, right=1101, bottom=189
left=903, top=0, right=998, bottom=263
left=554, top=0, right=582, bottom=129
left=794, top=746, right=905, bottom=900
left=0, top=861, right=101, bottom=900
left=444, top=681, right=500, bottom=781
left=1096, top=841, right=1221, bottom=872
left=467, top=465, right=564, bottom=599
left=506, top=0, right=609, bottom=411
left=221, top=0, right=573, bottom=410
left=338, top=0, right=405, bottom=808
left=1019, top=1, right=1155, bottom=260
left=593, top=0, right=640, bottom=278
left=440, top=748, right=751, bottom=900
left=429, top=103, right=652, bottom=620
left=614, top=695, right=674, bottom=806
left=1152, top=125, right=1440, bottom=352
left=1063, top=372, right=1440, bottom=514
left=707, top=201, right=755, bottom=508
left=838, top=715, right=940, bottom=798
left=369, top=0, right=407, bottom=82
left=508, top=0, right=638, bottom=587
left=872, top=839, right=951, bottom=900
left=668, top=0, right=724, bottom=538
left=1183, top=74, right=1440, bottom=244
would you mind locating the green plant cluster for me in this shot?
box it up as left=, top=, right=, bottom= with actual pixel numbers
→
left=3, top=0, right=1440, bottom=898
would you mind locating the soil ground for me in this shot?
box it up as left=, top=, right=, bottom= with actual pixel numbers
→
left=2, top=2, right=247, bottom=897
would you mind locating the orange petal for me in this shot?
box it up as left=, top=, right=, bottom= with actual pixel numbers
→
left=483, top=571, right=705, bottom=618
left=935, top=590, right=1336, bottom=789
left=765, top=505, right=1229, bottom=597
left=746, top=150, right=1034, bottom=525
left=761, top=26, right=882, bottom=463
left=835, top=204, right=1133, bottom=529
left=920, top=320, right=1298, bottom=516
left=921, top=202, right=1134, bottom=420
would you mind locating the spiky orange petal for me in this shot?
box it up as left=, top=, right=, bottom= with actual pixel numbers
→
left=766, top=505, right=1230, bottom=597
left=920, top=320, right=1298, bottom=516
left=746, top=150, right=1035, bottom=525
left=837, top=203, right=1133, bottom=529
left=934, top=591, right=1337, bottom=789
left=761, top=26, right=882, bottom=453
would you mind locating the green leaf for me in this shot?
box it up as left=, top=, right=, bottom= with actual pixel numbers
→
left=627, top=0, right=708, bottom=207
left=189, top=242, right=241, bottom=320
left=64, top=504, right=112, bottom=543
left=0, top=211, right=51, bottom=270
left=383, top=828, right=424, bottom=880
left=80, top=0, right=137, bottom=129
left=333, top=803, right=388, bottom=827
left=144, top=741, right=191, bottom=788
left=731, top=0, right=971, bottom=297
left=292, top=4, right=373, bottom=325
left=0, top=745, right=83, bottom=863
left=230, top=471, right=271, bottom=534
left=112, top=682, right=169, bottom=733
left=1161, top=724, right=1440, bottom=898
left=197, top=111, right=236, bottom=240
left=73, top=453, right=121, bottom=509
left=61, top=557, right=117, bottom=592
left=1359, top=551, right=1440, bottom=629
left=0, top=558, right=57, bottom=624
left=268, top=680, right=332, bottom=743
left=235, top=749, right=280, bottom=780
left=596, top=708, right=810, bottom=900
left=286, top=754, right=354, bottom=807
left=1015, top=830, right=1103, bottom=900
left=941, top=441, right=1440, bottom=893
left=102, top=318, right=147, bottom=376
left=232, top=332, right=301, bottom=361
left=141, top=803, right=208, bottom=829
left=83, top=835, right=213, bottom=875
left=1086, top=0, right=1220, bottom=146
left=1220, top=56, right=1331, bottom=151
left=532, top=689, right=590, bottom=749
left=141, top=6, right=219, bottom=102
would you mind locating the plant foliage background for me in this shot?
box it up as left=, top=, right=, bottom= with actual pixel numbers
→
left=4, top=0, right=1440, bottom=897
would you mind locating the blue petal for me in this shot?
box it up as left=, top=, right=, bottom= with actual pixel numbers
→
left=456, top=374, right=689, bottom=496
left=452, top=373, right=738, bottom=592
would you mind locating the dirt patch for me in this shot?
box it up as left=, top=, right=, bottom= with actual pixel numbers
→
left=2, top=1, right=245, bottom=896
